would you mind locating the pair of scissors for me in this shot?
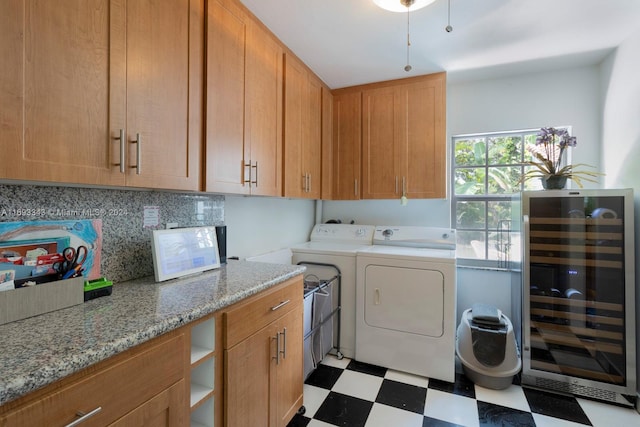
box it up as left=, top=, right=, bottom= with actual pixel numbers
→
left=54, top=246, right=88, bottom=279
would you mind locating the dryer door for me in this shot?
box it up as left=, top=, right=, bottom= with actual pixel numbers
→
left=363, top=264, right=444, bottom=337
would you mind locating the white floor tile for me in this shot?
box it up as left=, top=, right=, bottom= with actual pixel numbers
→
left=365, top=403, right=424, bottom=427
left=302, top=384, right=330, bottom=418
left=577, top=398, right=640, bottom=427
left=474, top=384, right=531, bottom=412
left=320, top=354, right=351, bottom=369
left=331, top=369, right=384, bottom=402
left=531, top=413, right=590, bottom=427
left=384, top=369, right=429, bottom=389
left=424, top=389, right=479, bottom=427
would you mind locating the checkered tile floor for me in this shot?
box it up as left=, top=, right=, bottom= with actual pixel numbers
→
left=286, top=355, right=640, bottom=427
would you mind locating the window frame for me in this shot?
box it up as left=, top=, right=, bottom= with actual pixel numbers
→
left=450, top=127, right=572, bottom=268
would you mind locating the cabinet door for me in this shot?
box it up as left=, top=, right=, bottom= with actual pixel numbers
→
left=0, top=0, right=125, bottom=186
left=305, top=76, right=323, bottom=199
left=245, top=22, right=283, bottom=197
left=205, top=0, right=249, bottom=194
left=284, top=55, right=322, bottom=199
left=109, top=380, right=186, bottom=427
left=362, top=85, right=402, bottom=199
left=321, top=87, right=334, bottom=200
left=275, top=306, right=304, bottom=427
left=225, top=324, right=276, bottom=427
left=283, top=55, right=306, bottom=198
left=402, top=75, right=446, bottom=198
left=124, top=0, right=202, bottom=191
left=332, top=91, right=362, bottom=200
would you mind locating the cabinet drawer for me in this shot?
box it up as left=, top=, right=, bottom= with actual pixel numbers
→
left=1, top=333, right=184, bottom=427
left=225, top=276, right=303, bottom=349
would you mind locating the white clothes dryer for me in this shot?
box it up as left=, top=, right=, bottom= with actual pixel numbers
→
left=355, top=226, right=457, bottom=382
left=291, top=224, right=375, bottom=359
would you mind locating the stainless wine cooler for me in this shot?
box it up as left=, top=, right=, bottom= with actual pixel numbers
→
left=522, top=189, right=636, bottom=407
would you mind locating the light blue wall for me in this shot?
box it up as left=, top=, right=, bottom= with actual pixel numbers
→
left=224, top=195, right=316, bottom=259
left=599, top=26, right=640, bottom=402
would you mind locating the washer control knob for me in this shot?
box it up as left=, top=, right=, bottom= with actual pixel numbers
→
left=382, top=229, right=393, bottom=238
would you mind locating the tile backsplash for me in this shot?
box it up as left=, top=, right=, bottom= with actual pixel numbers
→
left=0, top=184, right=224, bottom=283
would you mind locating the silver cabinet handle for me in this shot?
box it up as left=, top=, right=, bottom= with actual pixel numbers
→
left=280, top=327, right=287, bottom=359
left=252, top=162, right=258, bottom=186
left=64, top=407, right=102, bottom=427
left=395, top=176, right=398, bottom=194
left=308, top=173, right=311, bottom=193
left=354, top=179, right=358, bottom=196
left=114, top=129, right=125, bottom=173
left=131, top=133, right=141, bottom=175
left=273, top=333, right=280, bottom=365
left=402, top=176, right=406, bottom=196
left=270, top=299, right=290, bottom=311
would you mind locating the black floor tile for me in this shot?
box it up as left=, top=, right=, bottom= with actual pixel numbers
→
left=422, top=417, right=465, bottom=427
left=286, top=413, right=311, bottom=427
left=523, top=387, right=592, bottom=425
left=305, top=364, right=343, bottom=390
left=347, top=359, right=388, bottom=377
left=313, top=391, right=374, bottom=427
left=428, top=372, right=476, bottom=399
left=376, top=379, right=427, bottom=414
left=477, top=401, right=536, bottom=427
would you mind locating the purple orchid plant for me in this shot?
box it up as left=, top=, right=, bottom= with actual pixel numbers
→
left=519, top=127, right=601, bottom=188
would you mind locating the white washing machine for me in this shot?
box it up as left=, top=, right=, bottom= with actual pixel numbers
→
left=290, top=224, right=375, bottom=359
left=355, top=226, right=457, bottom=382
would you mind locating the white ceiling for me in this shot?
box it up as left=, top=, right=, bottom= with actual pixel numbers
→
left=239, top=0, right=640, bottom=88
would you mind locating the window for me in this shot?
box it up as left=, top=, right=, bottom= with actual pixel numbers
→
left=451, top=128, right=571, bottom=267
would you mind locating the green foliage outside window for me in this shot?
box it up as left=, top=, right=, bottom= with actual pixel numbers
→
left=452, top=129, right=555, bottom=264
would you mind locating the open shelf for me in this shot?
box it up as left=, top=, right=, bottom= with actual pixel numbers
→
left=188, top=314, right=218, bottom=426
left=191, top=317, right=215, bottom=365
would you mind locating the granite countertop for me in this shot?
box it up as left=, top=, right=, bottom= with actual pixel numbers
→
left=0, top=260, right=306, bottom=406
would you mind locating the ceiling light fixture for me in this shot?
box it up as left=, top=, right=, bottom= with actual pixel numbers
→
left=373, top=0, right=436, bottom=13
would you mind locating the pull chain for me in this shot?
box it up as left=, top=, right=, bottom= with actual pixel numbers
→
left=446, top=0, right=453, bottom=32
left=404, top=1, right=412, bottom=71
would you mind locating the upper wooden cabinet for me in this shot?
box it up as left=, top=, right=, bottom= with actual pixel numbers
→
left=0, top=0, right=202, bottom=191
left=332, top=91, right=363, bottom=200
left=362, top=73, right=446, bottom=199
left=283, top=54, right=322, bottom=199
left=332, top=73, right=446, bottom=200
left=205, top=0, right=283, bottom=196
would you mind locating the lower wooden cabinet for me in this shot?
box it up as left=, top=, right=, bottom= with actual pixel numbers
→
left=109, top=380, right=186, bottom=426
left=0, top=331, right=186, bottom=427
left=0, top=277, right=303, bottom=427
left=224, top=277, right=304, bottom=427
